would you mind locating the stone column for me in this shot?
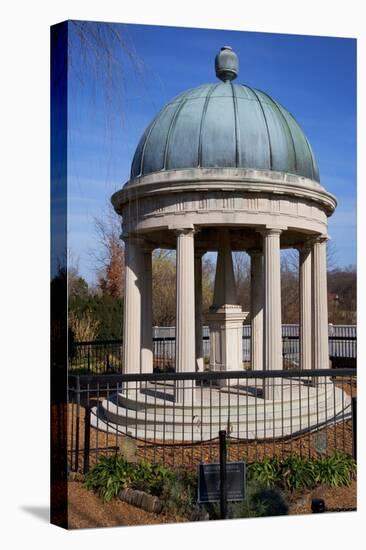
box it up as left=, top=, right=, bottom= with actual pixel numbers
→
left=298, top=244, right=312, bottom=371
left=312, top=235, right=329, bottom=371
left=261, top=228, right=283, bottom=400
left=141, top=245, right=153, bottom=374
left=122, top=236, right=143, bottom=376
left=175, top=229, right=196, bottom=403
left=250, top=250, right=264, bottom=371
left=195, top=248, right=204, bottom=372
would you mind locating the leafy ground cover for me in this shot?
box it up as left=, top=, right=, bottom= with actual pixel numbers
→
left=80, top=451, right=356, bottom=523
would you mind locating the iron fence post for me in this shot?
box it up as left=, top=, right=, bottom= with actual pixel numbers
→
left=352, top=397, right=357, bottom=461
left=219, top=430, right=227, bottom=520
left=75, top=376, right=80, bottom=472
left=83, top=405, right=91, bottom=474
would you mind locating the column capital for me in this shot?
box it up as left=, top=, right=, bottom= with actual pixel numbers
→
left=296, top=240, right=313, bottom=254
left=169, top=225, right=196, bottom=236
left=306, top=233, right=329, bottom=247
left=258, top=226, right=285, bottom=237
left=175, top=228, right=195, bottom=236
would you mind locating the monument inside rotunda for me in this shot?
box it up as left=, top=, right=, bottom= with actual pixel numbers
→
left=91, top=46, right=351, bottom=440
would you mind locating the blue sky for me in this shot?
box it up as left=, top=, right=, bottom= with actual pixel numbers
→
left=67, top=21, right=356, bottom=283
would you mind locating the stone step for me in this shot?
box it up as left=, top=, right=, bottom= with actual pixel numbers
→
left=91, top=406, right=350, bottom=441
left=96, top=393, right=350, bottom=434
left=101, top=388, right=348, bottom=427
left=99, top=403, right=349, bottom=432
left=116, top=382, right=337, bottom=414
left=102, top=400, right=349, bottom=425
left=90, top=382, right=351, bottom=442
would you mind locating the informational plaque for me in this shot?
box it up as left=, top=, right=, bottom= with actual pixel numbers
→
left=197, top=462, right=246, bottom=504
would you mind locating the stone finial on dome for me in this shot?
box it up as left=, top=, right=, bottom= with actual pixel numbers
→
left=215, top=46, right=239, bottom=82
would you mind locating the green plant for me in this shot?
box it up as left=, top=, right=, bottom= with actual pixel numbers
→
left=315, top=451, right=356, bottom=487
left=160, top=470, right=198, bottom=518
left=84, top=455, right=172, bottom=502
left=84, top=451, right=356, bottom=511
left=250, top=486, right=289, bottom=516
left=280, top=456, right=317, bottom=491
left=84, top=455, right=134, bottom=502
left=206, top=480, right=288, bottom=520
left=248, top=457, right=282, bottom=488
left=248, top=452, right=356, bottom=493
left=69, top=293, right=123, bottom=340
left=130, top=461, right=172, bottom=496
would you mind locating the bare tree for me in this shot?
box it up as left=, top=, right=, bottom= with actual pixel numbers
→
left=281, top=250, right=300, bottom=323
left=233, top=251, right=251, bottom=311
left=202, top=255, right=215, bottom=313
left=93, top=204, right=124, bottom=298
left=152, top=250, right=176, bottom=326
left=68, top=20, right=148, bottom=144
left=151, top=250, right=215, bottom=325
left=328, top=265, right=356, bottom=323
left=69, top=310, right=100, bottom=342
left=283, top=241, right=337, bottom=273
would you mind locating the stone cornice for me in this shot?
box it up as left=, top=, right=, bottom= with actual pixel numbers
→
left=111, top=168, right=337, bottom=217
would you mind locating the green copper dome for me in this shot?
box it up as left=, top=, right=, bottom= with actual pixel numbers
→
left=130, top=50, right=320, bottom=183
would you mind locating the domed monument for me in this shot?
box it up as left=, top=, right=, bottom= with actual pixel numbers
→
left=93, top=47, right=349, bottom=440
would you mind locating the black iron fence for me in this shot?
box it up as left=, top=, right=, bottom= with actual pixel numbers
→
left=69, top=330, right=356, bottom=374
left=68, top=368, right=356, bottom=473
left=70, top=339, right=123, bottom=374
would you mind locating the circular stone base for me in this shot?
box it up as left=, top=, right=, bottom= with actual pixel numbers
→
left=90, top=379, right=351, bottom=442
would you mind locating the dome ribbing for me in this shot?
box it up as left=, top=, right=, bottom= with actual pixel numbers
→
left=130, top=82, right=320, bottom=183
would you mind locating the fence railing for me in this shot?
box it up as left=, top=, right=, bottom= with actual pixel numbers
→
left=155, top=324, right=357, bottom=364
left=68, top=368, right=356, bottom=472
left=70, top=339, right=123, bottom=374
left=69, top=330, right=356, bottom=374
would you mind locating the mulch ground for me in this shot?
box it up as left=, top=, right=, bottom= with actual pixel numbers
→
left=68, top=481, right=186, bottom=529
left=68, top=478, right=356, bottom=529
left=287, top=480, right=357, bottom=515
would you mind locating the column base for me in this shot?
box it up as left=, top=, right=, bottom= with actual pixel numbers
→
left=206, top=305, right=248, bottom=386
left=196, top=357, right=204, bottom=372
